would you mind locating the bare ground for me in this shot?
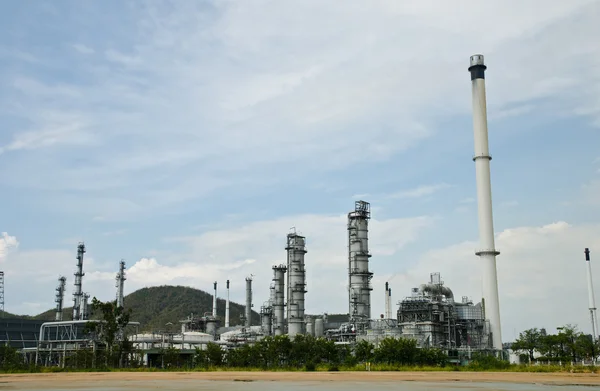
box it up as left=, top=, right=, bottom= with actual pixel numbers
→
left=1, top=371, right=600, bottom=388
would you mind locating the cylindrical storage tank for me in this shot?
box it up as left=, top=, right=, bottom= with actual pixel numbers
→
left=315, top=318, right=324, bottom=337
left=183, top=331, right=213, bottom=343
left=206, top=320, right=217, bottom=336
left=306, top=321, right=314, bottom=336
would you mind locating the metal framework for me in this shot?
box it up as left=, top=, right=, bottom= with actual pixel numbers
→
left=73, top=242, right=86, bottom=321
left=286, top=231, right=307, bottom=336
left=348, top=201, right=373, bottom=327
left=35, top=320, right=140, bottom=367
left=0, top=271, right=4, bottom=316
left=116, top=260, right=126, bottom=308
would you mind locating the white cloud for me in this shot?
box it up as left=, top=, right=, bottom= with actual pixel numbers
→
left=0, top=233, right=19, bottom=262
left=387, top=183, right=452, bottom=199
left=1, top=0, right=597, bottom=210
left=385, top=221, right=600, bottom=341
left=72, top=43, right=95, bottom=55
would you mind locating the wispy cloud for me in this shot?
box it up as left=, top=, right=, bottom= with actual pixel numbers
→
left=72, top=43, right=95, bottom=55
left=387, top=183, right=452, bottom=199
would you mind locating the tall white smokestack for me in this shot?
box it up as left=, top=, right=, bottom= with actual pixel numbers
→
left=469, top=54, right=502, bottom=350
left=225, top=279, right=230, bottom=327
left=384, top=282, right=389, bottom=319
left=245, top=276, right=253, bottom=328
left=585, top=248, right=598, bottom=341
left=388, top=288, right=392, bottom=320
left=212, top=281, right=217, bottom=318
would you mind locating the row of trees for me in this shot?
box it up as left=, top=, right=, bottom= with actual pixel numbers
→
left=511, top=325, right=598, bottom=363
left=159, top=335, right=448, bottom=369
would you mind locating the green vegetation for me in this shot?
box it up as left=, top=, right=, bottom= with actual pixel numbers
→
left=511, top=324, right=598, bottom=364
left=25, top=285, right=260, bottom=329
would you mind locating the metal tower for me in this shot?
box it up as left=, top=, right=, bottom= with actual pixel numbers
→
left=55, top=276, right=67, bottom=321
left=468, top=54, right=502, bottom=350
left=272, top=264, right=287, bottom=336
left=73, top=242, right=86, bottom=321
left=348, top=200, right=373, bottom=325
left=116, top=260, right=126, bottom=308
left=286, top=231, right=307, bottom=336
left=585, top=248, right=599, bottom=342
left=212, top=281, right=218, bottom=318
left=245, top=276, right=253, bottom=328
left=0, top=271, right=4, bottom=316
left=81, top=293, right=90, bottom=320
left=225, top=280, right=230, bottom=327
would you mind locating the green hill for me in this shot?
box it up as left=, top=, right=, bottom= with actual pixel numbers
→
left=31, top=285, right=259, bottom=331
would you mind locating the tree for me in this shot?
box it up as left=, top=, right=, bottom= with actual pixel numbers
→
left=512, top=328, right=542, bottom=363
left=85, top=297, right=132, bottom=367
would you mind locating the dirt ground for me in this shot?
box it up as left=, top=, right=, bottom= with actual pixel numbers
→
left=1, top=371, right=600, bottom=387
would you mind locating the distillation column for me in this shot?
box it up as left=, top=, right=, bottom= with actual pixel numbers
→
left=245, top=276, right=253, bottom=328
left=72, top=242, right=86, bottom=321
left=82, top=293, right=90, bottom=320
left=585, top=248, right=599, bottom=342
left=55, top=276, right=66, bottom=321
left=225, top=280, right=230, bottom=327
left=115, top=260, right=126, bottom=308
left=286, top=233, right=307, bottom=336
left=348, top=201, right=373, bottom=324
left=272, top=264, right=287, bottom=336
left=468, top=54, right=502, bottom=350
left=212, top=281, right=218, bottom=318
left=384, top=282, right=389, bottom=319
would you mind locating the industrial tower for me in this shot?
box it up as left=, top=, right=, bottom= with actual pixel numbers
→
left=0, top=271, right=4, bottom=316
left=348, top=200, right=373, bottom=325
left=72, top=242, right=86, bottom=321
left=115, top=260, right=126, bottom=308
left=245, top=276, right=253, bottom=328
left=585, top=248, right=598, bottom=342
left=55, top=276, right=66, bottom=321
left=272, top=264, right=287, bottom=335
left=212, top=281, right=218, bottom=318
left=286, top=231, right=307, bottom=336
left=468, top=54, right=502, bottom=350
left=225, top=280, right=230, bottom=327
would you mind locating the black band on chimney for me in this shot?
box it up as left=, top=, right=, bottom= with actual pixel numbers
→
left=586, top=248, right=591, bottom=261
left=468, top=64, right=486, bottom=80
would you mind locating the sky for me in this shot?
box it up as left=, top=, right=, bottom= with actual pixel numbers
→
left=1, top=0, right=600, bottom=342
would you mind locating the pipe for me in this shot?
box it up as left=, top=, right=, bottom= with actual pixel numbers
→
left=212, top=281, right=217, bottom=318
left=469, top=54, right=502, bottom=350
left=585, top=248, right=599, bottom=341
left=225, top=280, right=230, bottom=327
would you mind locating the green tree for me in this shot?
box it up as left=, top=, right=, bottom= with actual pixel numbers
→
left=85, top=297, right=133, bottom=367
left=354, top=340, right=374, bottom=363
left=512, top=328, right=542, bottom=363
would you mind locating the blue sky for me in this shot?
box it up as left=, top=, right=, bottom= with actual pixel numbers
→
left=1, top=0, right=600, bottom=341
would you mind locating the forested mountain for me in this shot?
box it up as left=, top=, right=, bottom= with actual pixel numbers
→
left=29, top=285, right=259, bottom=331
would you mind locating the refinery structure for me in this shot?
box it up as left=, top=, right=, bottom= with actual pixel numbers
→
left=5, top=54, right=585, bottom=366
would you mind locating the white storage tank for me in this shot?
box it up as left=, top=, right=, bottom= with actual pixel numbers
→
left=315, top=318, right=324, bottom=337
left=306, top=321, right=314, bottom=336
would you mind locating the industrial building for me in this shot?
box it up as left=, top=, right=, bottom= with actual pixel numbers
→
left=0, top=54, right=518, bottom=366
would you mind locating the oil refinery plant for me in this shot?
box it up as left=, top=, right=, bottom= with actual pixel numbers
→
left=7, top=54, right=592, bottom=366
